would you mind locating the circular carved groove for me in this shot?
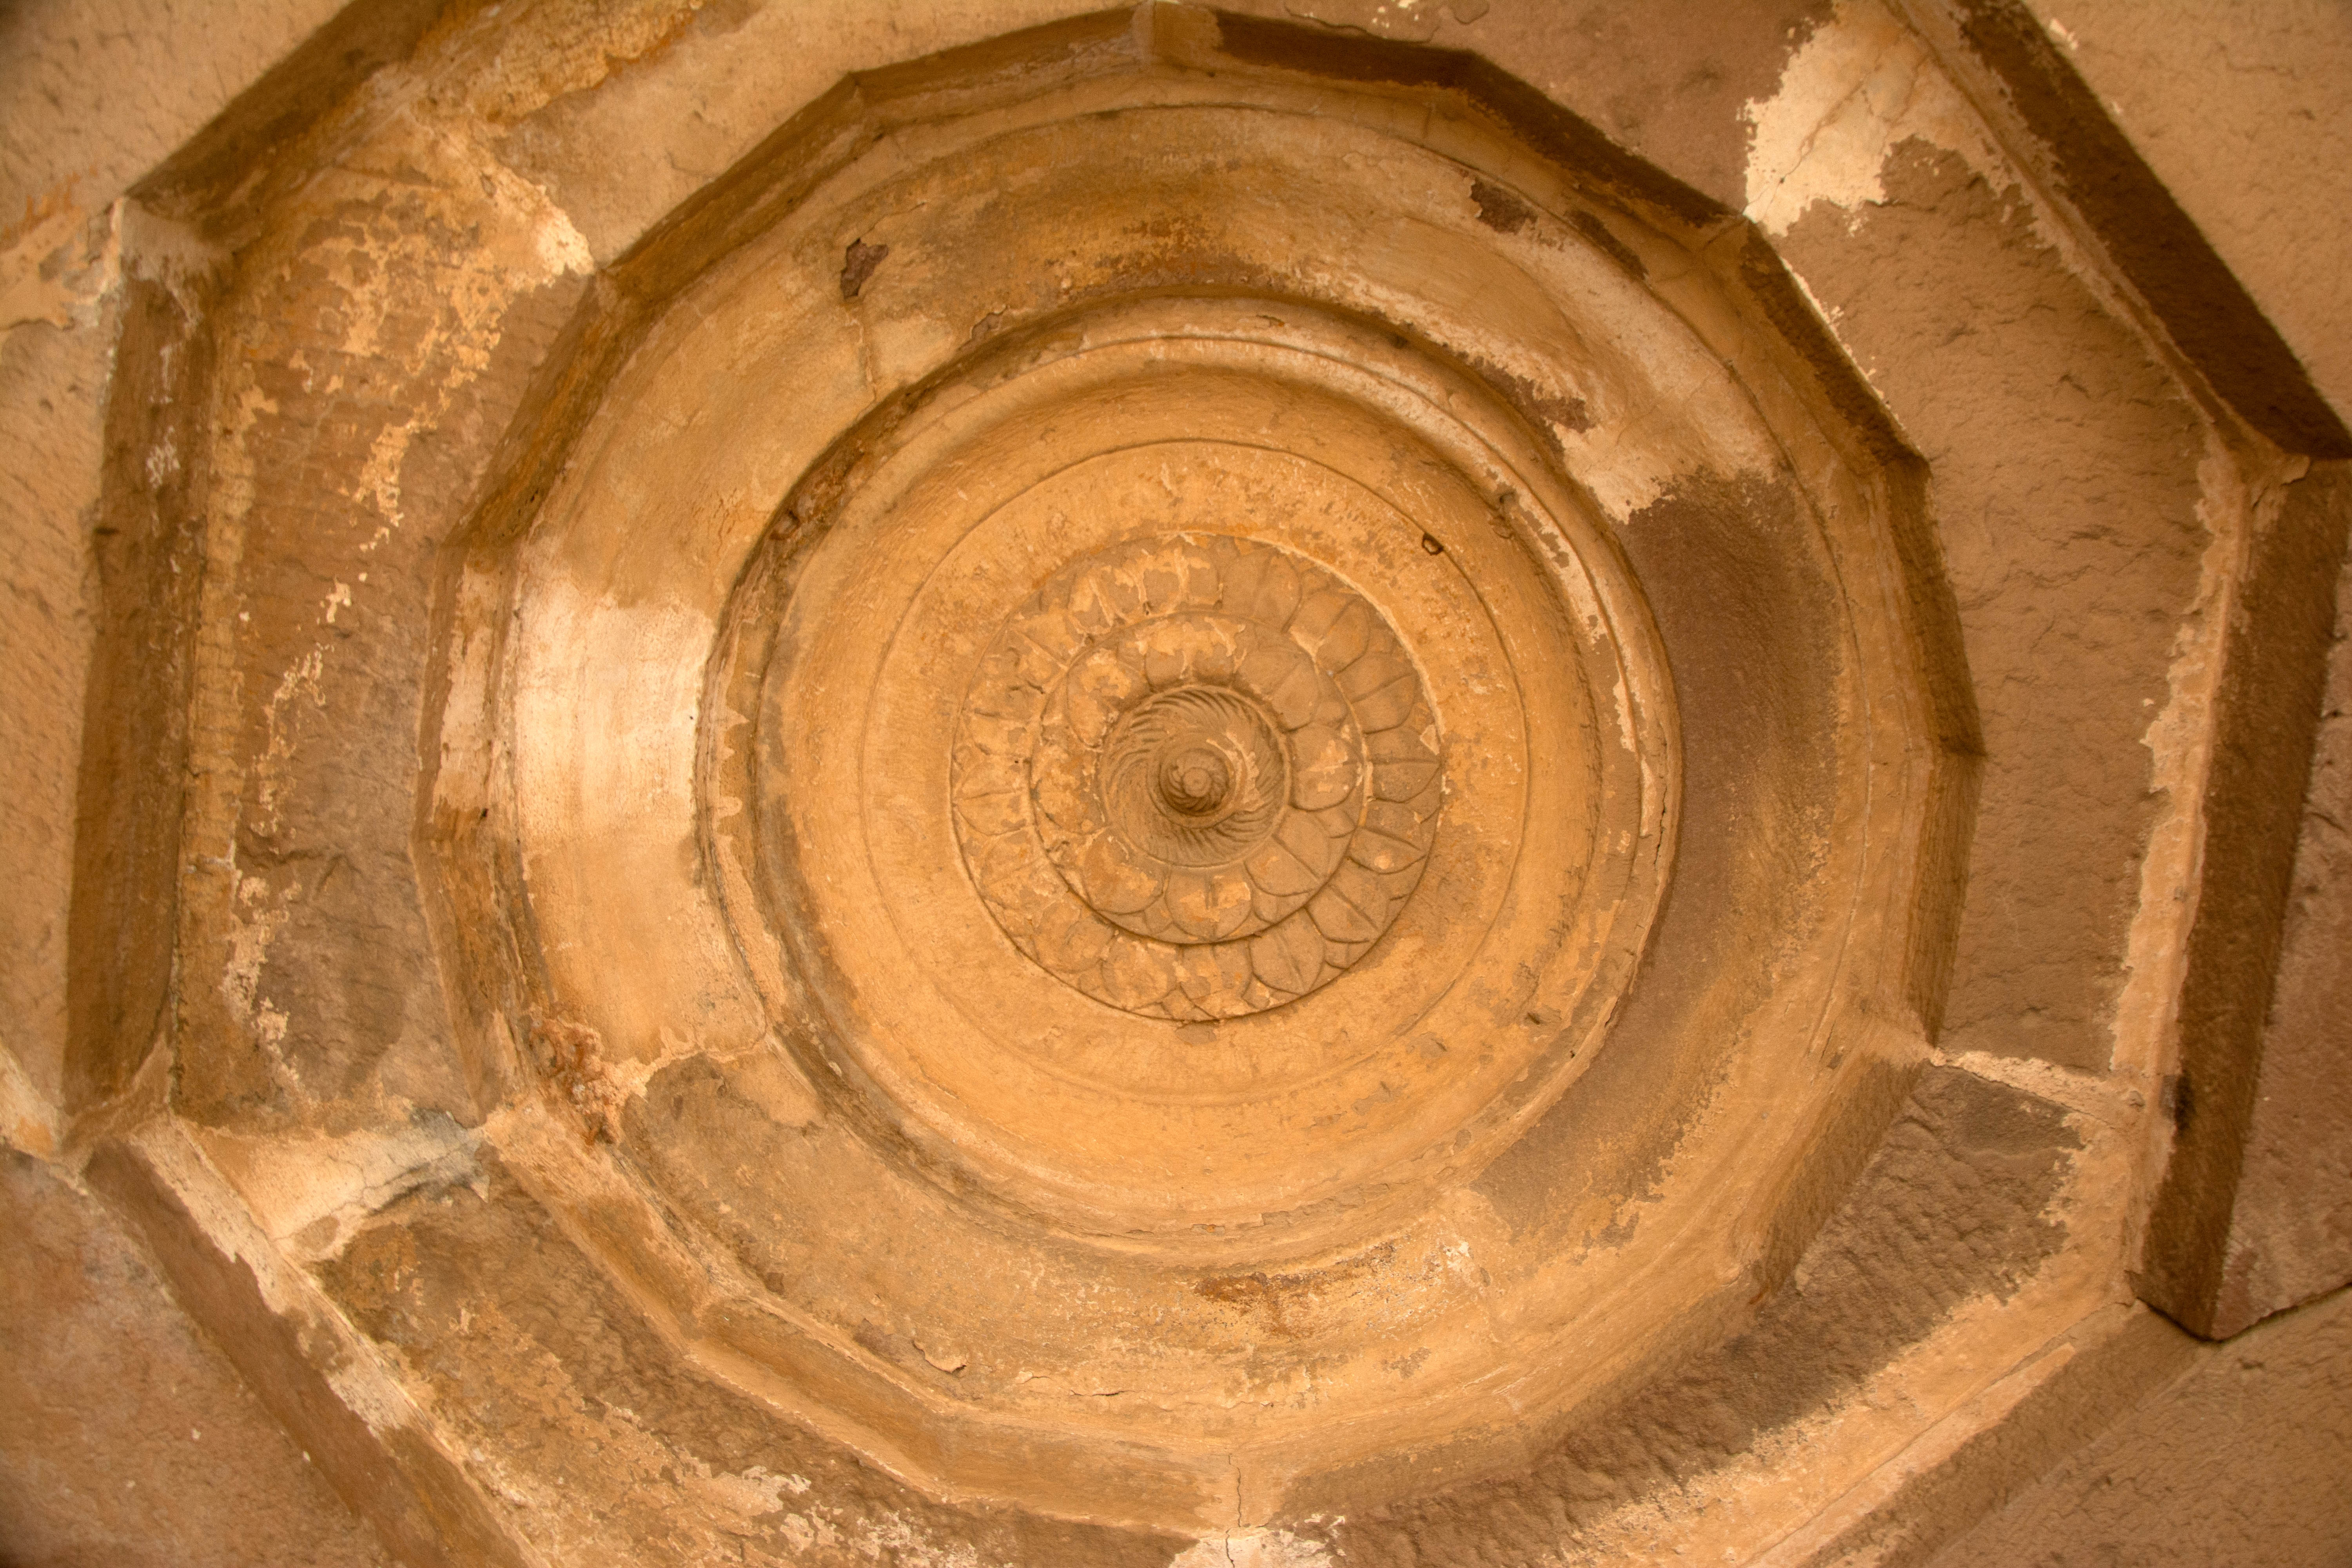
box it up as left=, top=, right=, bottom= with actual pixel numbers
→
left=716, top=303, right=1670, bottom=1248
left=953, top=533, right=1442, bottom=1018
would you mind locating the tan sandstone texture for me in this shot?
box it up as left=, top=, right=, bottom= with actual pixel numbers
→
left=3, top=1, right=2348, bottom=1564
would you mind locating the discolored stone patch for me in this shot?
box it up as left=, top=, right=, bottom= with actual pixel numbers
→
left=1294, top=1067, right=2082, bottom=1560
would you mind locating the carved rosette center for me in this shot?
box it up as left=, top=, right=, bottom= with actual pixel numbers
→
left=951, top=533, right=1443, bottom=1020
left=1105, top=686, right=1285, bottom=864
left=1157, top=744, right=1234, bottom=818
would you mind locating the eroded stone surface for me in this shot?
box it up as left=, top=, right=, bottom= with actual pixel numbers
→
left=1774, top=140, right=2208, bottom=1072
left=318, top=1154, right=1179, bottom=1568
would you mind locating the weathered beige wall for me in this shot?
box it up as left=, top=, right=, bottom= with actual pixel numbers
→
left=1937, top=1284, right=2352, bottom=1566
left=0, top=0, right=351, bottom=228
left=0, top=1149, right=394, bottom=1566
left=2027, top=0, right=2352, bottom=423
left=1, top=0, right=360, bottom=1133
left=0, top=286, right=104, bottom=1127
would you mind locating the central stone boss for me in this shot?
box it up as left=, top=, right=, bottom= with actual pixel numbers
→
left=952, top=534, right=1443, bottom=1020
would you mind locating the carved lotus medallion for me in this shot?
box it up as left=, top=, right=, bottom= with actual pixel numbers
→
left=951, top=534, right=1441, bottom=1019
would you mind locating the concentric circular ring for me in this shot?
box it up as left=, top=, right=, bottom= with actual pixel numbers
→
left=426, top=48, right=1949, bottom=1524
left=951, top=534, right=1442, bottom=1019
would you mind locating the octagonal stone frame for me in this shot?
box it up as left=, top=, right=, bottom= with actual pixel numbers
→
left=414, top=4, right=1981, bottom=1531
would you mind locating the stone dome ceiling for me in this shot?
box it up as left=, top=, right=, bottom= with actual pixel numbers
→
left=4, top=1, right=2351, bottom=1564
left=416, top=31, right=1965, bottom=1522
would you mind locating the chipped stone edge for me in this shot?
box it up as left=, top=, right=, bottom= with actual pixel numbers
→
left=86, top=1114, right=546, bottom=1568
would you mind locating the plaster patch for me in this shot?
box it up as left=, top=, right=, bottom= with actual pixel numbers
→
left=858, top=1512, right=998, bottom=1567
left=680, top=1461, right=799, bottom=1525
left=194, top=1115, right=481, bottom=1262
left=1171, top=1529, right=1336, bottom=1567
left=336, top=113, right=593, bottom=534
left=1743, top=0, right=2006, bottom=236
left=0, top=1043, right=62, bottom=1159
left=176, top=96, right=605, bottom=1106
left=0, top=194, right=117, bottom=330
left=125, top=1120, right=436, bottom=1438
left=220, top=873, right=296, bottom=1092
left=254, top=646, right=327, bottom=834
left=2109, top=441, right=2299, bottom=1232
left=1281, top=0, right=1490, bottom=45
left=1933, top=1047, right=2135, bottom=1131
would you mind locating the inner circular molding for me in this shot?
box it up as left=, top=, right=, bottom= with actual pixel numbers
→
left=715, top=314, right=1666, bottom=1242
left=952, top=532, right=1442, bottom=1018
